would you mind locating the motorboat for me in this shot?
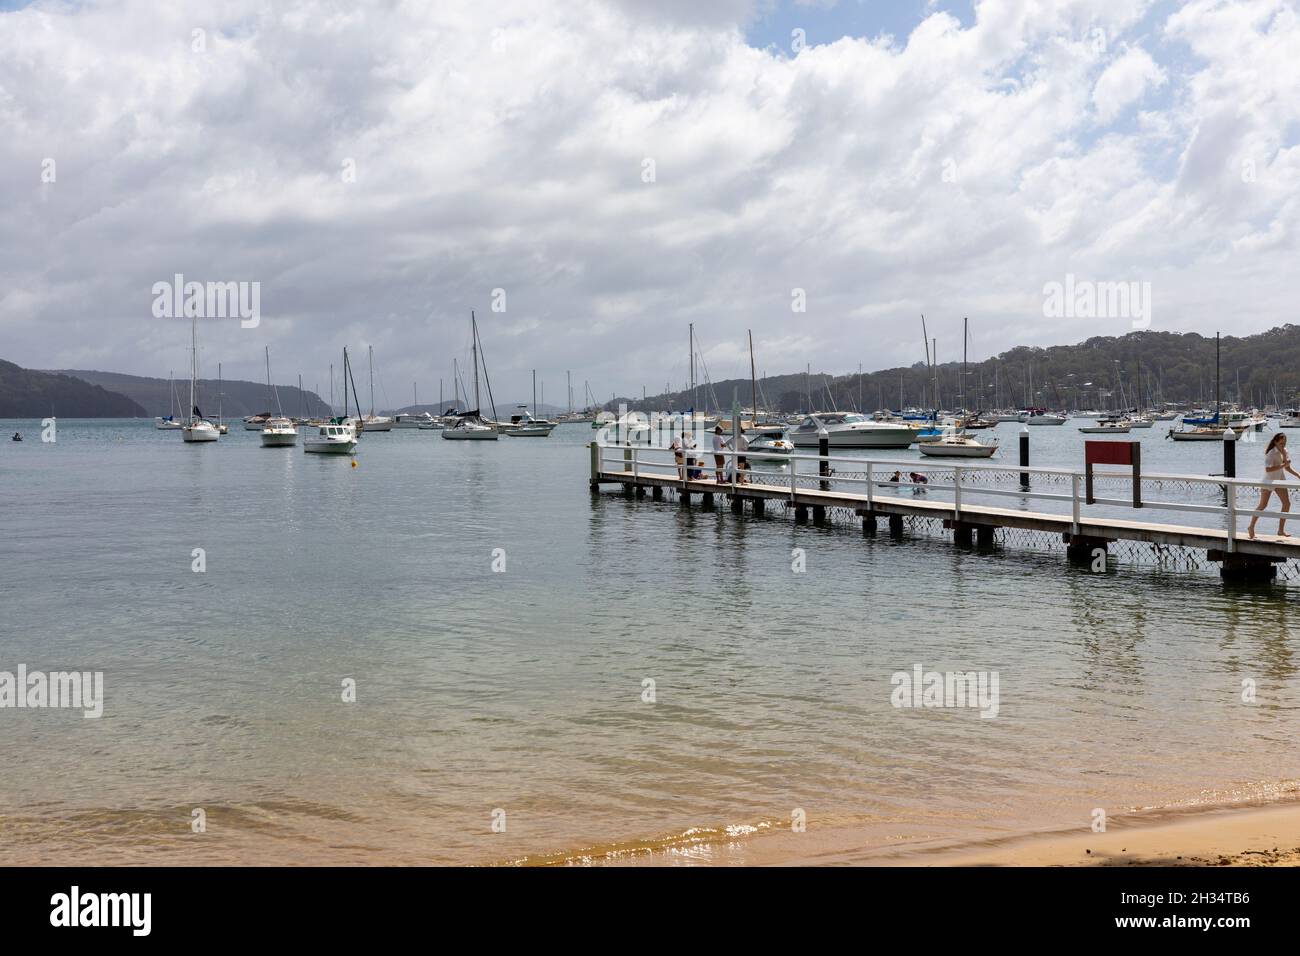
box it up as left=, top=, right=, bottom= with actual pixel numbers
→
left=1078, top=420, right=1131, bottom=434
left=787, top=412, right=915, bottom=449
left=1025, top=412, right=1068, bottom=425
left=303, top=419, right=357, bottom=453
left=261, top=417, right=298, bottom=447
left=1168, top=426, right=1227, bottom=441
left=259, top=348, right=298, bottom=447
left=499, top=406, right=556, bottom=437
left=304, top=348, right=361, bottom=454
left=392, top=412, right=438, bottom=429
left=745, top=426, right=793, bottom=456
left=917, top=435, right=998, bottom=458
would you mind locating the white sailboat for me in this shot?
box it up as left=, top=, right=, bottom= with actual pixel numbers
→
left=359, top=345, right=393, bottom=432
left=260, top=347, right=298, bottom=447
left=443, top=311, right=499, bottom=441
left=155, top=371, right=183, bottom=428
left=180, top=315, right=219, bottom=443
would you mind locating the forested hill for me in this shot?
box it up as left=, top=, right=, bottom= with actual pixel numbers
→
left=55, top=370, right=333, bottom=419
left=605, top=327, right=1300, bottom=414
left=0, top=361, right=146, bottom=417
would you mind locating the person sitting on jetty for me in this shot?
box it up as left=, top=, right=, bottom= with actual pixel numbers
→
left=889, top=470, right=902, bottom=483
left=711, top=425, right=727, bottom=482
left=908, top=472, right=929, bottom=495
left=1249, top=432, right=1300, bottom=539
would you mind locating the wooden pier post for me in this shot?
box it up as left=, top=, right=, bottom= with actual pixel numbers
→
left=1223, top=428, right=1237, bottom=479
left=1209, top=549, right=1279, bottom=583
left=1019, top=427, right=1030, bottom=490
left=702, top=491, right=714, bottom=509
left=977, top=526, right=995, bottom=547
left=888, top=514, right=904, bottom=537
left=1064, top=533, right=1111, bottom=565
left=795, top=505, right=809, bottom=523
left=859, top=511, right=877, bottom=536
left=589, top=442, right=601, bottom=490
left=752, top=498, right=765, bottom=517
left=634, top=485, right=646, bottom=498
left=819, top=431, right=830, bottom=492
left=730, top=495, right=743, bottom=513
left=652, top=485, right=663, bottom=501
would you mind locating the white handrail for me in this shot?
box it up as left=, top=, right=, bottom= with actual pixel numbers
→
left=594, top=442, right=1300, bottom=540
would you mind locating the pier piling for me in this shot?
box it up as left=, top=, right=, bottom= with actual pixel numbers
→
left=1019, top=427, right=1030, bottom=490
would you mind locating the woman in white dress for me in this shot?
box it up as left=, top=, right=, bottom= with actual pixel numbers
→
left=1248, top=433, right=1300, bottom=539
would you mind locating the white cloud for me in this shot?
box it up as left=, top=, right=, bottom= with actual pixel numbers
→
left=0, top=0, right=1296, bottom=403
left=1092, top=45, right=1166, bottom=123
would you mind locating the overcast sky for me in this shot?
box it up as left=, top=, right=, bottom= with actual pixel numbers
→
left=2, top=0, right=1297, bottom=407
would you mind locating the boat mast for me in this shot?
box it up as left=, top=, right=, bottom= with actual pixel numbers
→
left=689, top=323, right=696, bottom=414
left=471, top=312, right=481, bottom=410
left=454, top=359, right=460, bottom=411
left=368, top=345, right=375, bottom=418
left=532, top=369, right=537, bottom=419
left=748, top=330, right=757, bottom=423
left=189, top=312, right=197, bottom=424
left=961, top=317, right=968, bottom=414
left=1206, top=332, right=1216, bottom=421
left=218, top=362, right=223, bottom=426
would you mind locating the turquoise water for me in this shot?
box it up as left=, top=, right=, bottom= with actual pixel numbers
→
left=1, top=418, right=1298, bottom=865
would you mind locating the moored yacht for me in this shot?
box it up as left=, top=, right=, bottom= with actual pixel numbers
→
left=788, top=412, right=915, bottom=448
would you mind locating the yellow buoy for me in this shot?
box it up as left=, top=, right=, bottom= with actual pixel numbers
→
left=351, top=458, right=358, bottom=468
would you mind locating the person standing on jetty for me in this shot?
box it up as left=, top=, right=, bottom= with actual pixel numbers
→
left=670, top=433, right=685, bottom=480
left=711, top=424, right=727, bottom=482
left=1248, top=432, right=1300, bottom=539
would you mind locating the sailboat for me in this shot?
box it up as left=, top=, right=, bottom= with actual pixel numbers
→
left=359, top=345, right=393, bottom=432
left=155, top=371, right=183, bottom=429
left=1170, top=333, right=1227, bottom=441
left=304, top=348, right=359, bottom=454
left=214, top=363, right=229, bottom=434
left=180, top=315, right=219, bottom=443
left=260, top=348, right=298, bottom=447
left=443, top=311, right=499, bottom=440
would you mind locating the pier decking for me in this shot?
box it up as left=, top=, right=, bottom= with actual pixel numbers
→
left=589, top=442, right=1300, bottom=582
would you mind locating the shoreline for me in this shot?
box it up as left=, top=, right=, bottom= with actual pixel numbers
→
left=874, top=799, right=1300, bottom=868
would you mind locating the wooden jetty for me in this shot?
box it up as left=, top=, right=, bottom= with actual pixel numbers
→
left=589, top=441, right=1300, bottom=583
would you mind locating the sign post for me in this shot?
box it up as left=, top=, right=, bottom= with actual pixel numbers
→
left=1084, top=440, right=1142, bottom=508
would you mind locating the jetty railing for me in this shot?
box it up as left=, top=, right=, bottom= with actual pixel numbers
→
left=593, top=442, right=1300, bottom=553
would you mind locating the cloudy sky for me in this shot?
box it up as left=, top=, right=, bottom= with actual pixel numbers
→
left=2, top=0, right=1297, bottom=407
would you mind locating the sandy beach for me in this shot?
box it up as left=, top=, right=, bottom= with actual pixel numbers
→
left=914, top=801, right=1300, bottom=867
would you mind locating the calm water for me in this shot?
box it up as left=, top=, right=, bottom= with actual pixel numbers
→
left=2, top=418, right=1299, bottom=865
